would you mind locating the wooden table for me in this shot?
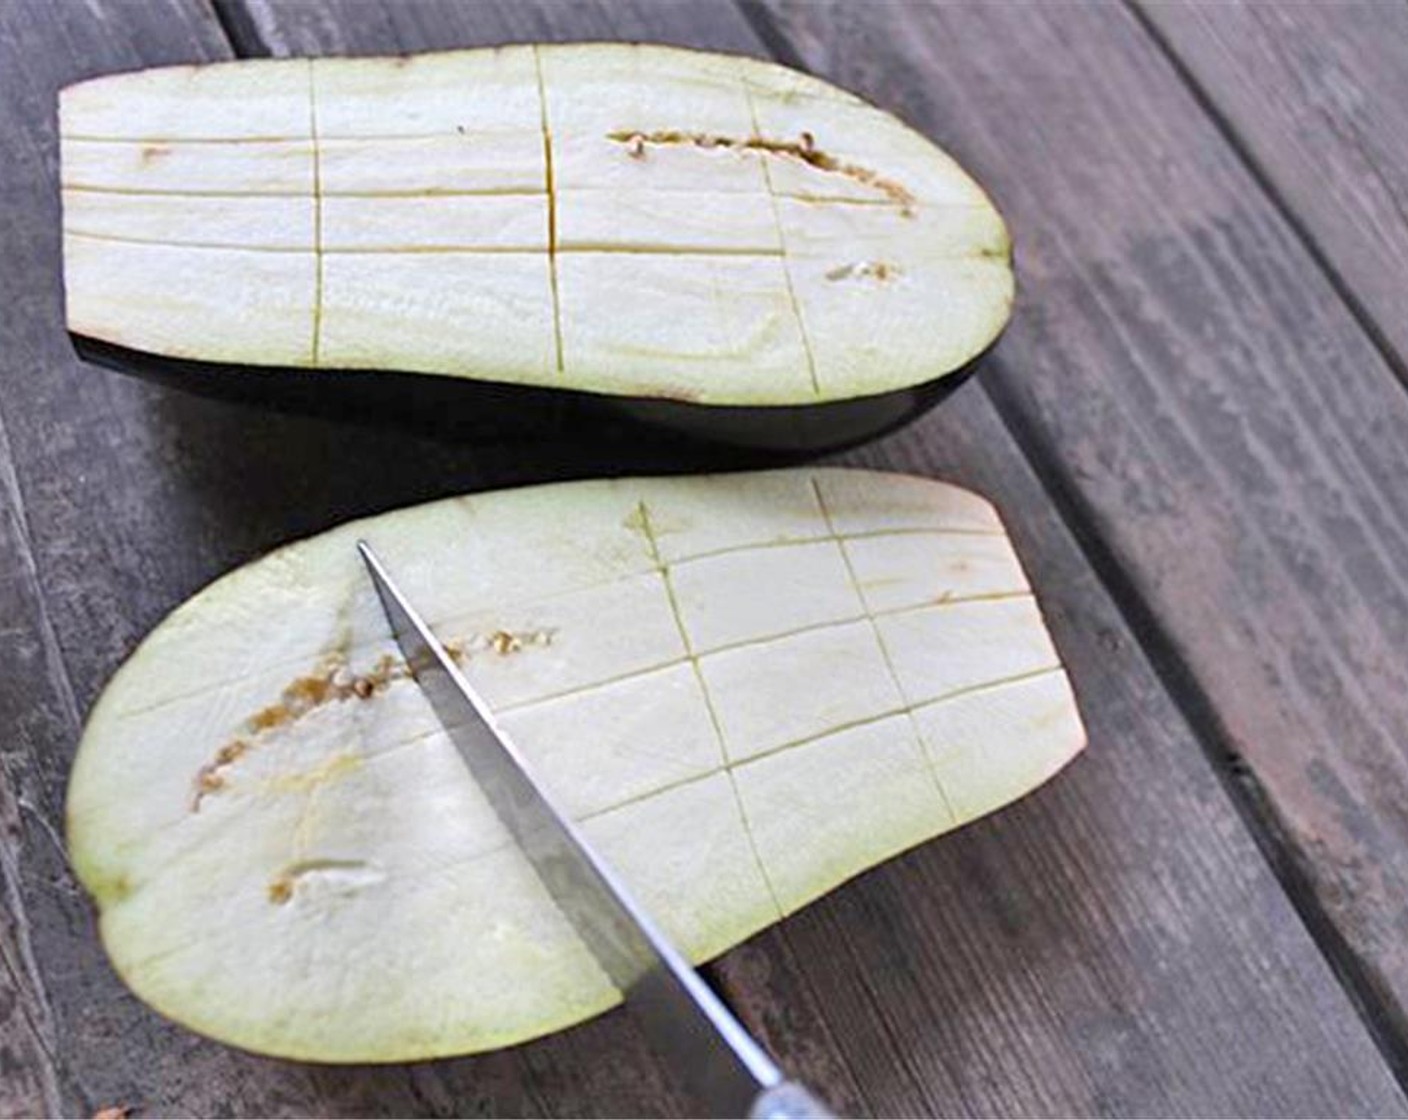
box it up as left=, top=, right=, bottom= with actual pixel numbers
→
left=4, top=2, right=1408, bottom=1116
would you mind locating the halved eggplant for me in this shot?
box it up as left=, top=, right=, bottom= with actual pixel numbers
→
left=60, top=46, right=1012, bottom=452
left=69, top=468, right=1084, bottom=1062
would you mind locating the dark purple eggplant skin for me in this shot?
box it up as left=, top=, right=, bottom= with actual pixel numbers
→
left=72, top=332, right=989, bottom=460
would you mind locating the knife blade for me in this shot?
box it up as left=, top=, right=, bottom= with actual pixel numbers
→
left=358, top=542, right=831, bottom=1120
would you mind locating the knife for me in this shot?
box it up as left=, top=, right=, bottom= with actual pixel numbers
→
left=359, top=542, right=833, bottom=1120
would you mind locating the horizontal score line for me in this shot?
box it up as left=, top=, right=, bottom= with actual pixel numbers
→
left=65, top=131, right=546, bottom=143
left=116, top=568, right=1026, bottom=722
left=59, top=183, right=927, bottom=209
left=64, top=231, right=1002, bottom=264
left=65, top=231, right=807, bottom=257
left=61, top=184, right=550, bottom=200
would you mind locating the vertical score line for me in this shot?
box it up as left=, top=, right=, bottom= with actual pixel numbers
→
left=308, top=58, right=324, bottom=368
left=533, top=46, right=565, bottom=376
left=810, top=476, right=959, bottom=825
left=742, top=74, right=820, bottom=398
left=635, top=501, right=786, bottom=922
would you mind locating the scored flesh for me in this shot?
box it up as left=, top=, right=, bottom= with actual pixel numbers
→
left=69, top=468, right=1084, bottom=1062
left=61, top=45, right=1012, bottom=406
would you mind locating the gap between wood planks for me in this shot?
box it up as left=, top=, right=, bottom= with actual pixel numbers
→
left=209, top=0, right=273, bottom=59
left=1122, top=6, right=1408, bottom=1080
left=735, top=0, right=1408, bottom=1095
left=1125, top=1, right=1408, bottom=400
left=203, top=0, right=1408, bottom=1098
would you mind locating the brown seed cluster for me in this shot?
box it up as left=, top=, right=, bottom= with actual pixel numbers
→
left=826, top=261, right=901, bottom=283
left=449, top=628, right=554, bottom=659
left=607, top=129, right=917, bottom=213
left=267, top=878, right=294, bottom=905
left=187, top=629, right=554, bottom=812
left=189, top=655, right=408, bottom=812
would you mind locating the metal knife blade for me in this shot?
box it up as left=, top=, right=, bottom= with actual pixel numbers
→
left=358, top=542, right=830, bottom=1120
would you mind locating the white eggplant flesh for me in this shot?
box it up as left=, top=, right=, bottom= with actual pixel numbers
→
left=69, top=469, right=1083, bottom=1062
left=61, top=45, right=1012, bottom=407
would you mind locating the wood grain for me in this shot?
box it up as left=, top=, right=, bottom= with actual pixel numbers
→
left=232, top=0, right=766, bottom=56
left=0, top=416, right=67, bottom=1120
left=0, top=0, right=1402, bottom=1114
left=1137, top=0, right=1408, bottom=384
left=749, top=0, right=1408, bottom=1081
left=223, top=0, right=1405, bottom=1113
left=0, top=2, right=696, bottom=1116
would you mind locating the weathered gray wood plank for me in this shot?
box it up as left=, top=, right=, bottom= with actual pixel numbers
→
left=235, top=0, right=764, bottom=55
left=750, top=0, right=1408, bottom=1081
left=0, top=0, right=1402, bottom=1114
left=216, top=0, right=1408, bottom=1114
left=0, top=415, right=67, bottom=1120
left=1138, top=0, right=1408, bottom=385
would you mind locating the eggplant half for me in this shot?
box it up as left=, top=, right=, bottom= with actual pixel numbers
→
left=69, top=468, right=1084, bottom=1062
left=60, top=46, right=1013, bottom=452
